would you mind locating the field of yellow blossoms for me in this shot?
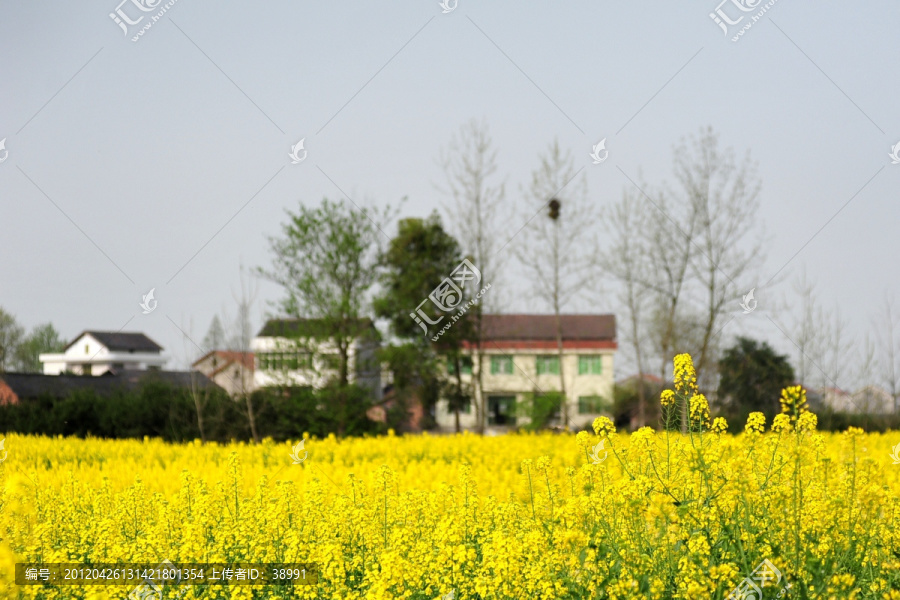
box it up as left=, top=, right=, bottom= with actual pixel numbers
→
left=2, top=354, right=900, bottom=599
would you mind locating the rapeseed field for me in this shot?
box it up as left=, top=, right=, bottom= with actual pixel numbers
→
left=2, top=354, right=900, bottom=599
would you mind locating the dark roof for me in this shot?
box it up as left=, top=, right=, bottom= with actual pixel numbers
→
left=257, top=318, right=376, bottom=339
left=64, top=331, right=163, bottom=353
left=0, top=370, right=219, bottom=401
left=480, top=314, right=616, bottom=341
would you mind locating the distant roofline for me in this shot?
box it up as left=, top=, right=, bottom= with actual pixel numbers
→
left=62, top=331, right=164, bottom=353
left=192, top=350, right=256, bottom=370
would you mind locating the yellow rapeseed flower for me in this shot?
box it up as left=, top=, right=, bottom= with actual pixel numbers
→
left=673, top=353, right=698, bottom=395
left=660, top=389, right=676, bottom=407
left=779, top=385, right=809, bottom=421
left=745, top=412, right=766, bottom=435
left=688, top=394, right=710, bottom=428
left=0, top=353, right=895, bottom=600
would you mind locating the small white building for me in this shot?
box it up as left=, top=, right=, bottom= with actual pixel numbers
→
left=250, top=318, right=381, bottom=399
left=435, top=314, right=617, bottom=432
left=39, top=331, right=167, bottom=376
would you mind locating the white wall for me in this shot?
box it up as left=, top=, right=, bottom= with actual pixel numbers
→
left=436, top=349, right=616, bottom=432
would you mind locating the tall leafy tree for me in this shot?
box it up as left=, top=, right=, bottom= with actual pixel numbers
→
left=718, top=336, right=795, bottom=419
left=373, top=214, right=474, bottom=432
left=13, top=323, right=66, bottom=372
left=260, top=198, right=389, bottom=434
left=261, top=198, right=388, bottom=387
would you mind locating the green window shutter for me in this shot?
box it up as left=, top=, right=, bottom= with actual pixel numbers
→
left=462, top=357, right=473, bottom=375
left=579, top=355, right=603, bottom=375
left=491, top=356, right=513, bottom=374
left=537, top=355, right=559, bottom=375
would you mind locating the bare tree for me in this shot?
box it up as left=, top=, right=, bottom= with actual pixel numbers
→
left=599, top=190, right=652, bottom=426
left=438, top=119, right=508, bottom=433
left=176, top=317, right=216, bottom=444
left=231, top=265, right=260, bottom=442
left=877, top=294, right=900, bottom=413
left=677, top=128, right=764, bottom=382
left=822, top=307, right=854, bottom=392
left=853, top=333, right=878, bottom=413
left=515, top=139, right=595, bottom=427
left=783, top=271, right=830, bottom=389
left=639, top=183, right=698, bottom=383
left=0, top=308, right=24, bottom=373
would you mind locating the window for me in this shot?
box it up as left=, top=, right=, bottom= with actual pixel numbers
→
left=578, top=395, right=605, bottom=414
left=490, top=355, right=514, bottom=374
left=84, top=344, right=89, bottom=355
left=536, top=355, right=560, bottom=375
left=488, top=395, right=517, bottom=425
left=460, top=398, right=471, bottom=414
left=578, top=355, right=603, bottom=375
left=260, top=351, right=310, bottom=371
left=82, top=364, right=92, bottom=376
left=447, top=356, right=473, bottom=375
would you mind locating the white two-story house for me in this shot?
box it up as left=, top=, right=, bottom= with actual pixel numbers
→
left=435, top=314, right=617, bottom=432
left=251, top=318, right=381, bottom=399
left=39, top=331, right=167, bottom=375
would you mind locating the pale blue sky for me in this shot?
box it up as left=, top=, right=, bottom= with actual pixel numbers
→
left=1, top=1, right=898, bottom=386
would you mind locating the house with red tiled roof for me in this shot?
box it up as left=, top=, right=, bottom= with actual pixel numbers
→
left=192, top=350, right=255, bottom=398
left=437, top=314, right=617, bottom=432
